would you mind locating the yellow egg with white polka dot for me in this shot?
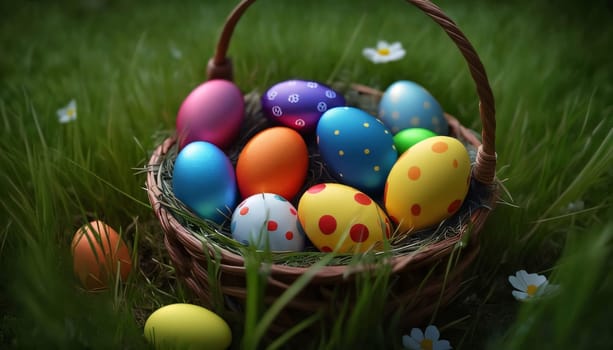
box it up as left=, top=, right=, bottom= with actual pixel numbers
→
left=384, top=136, right=471, bottom=233
left=297, top=183, right=392, bottom=253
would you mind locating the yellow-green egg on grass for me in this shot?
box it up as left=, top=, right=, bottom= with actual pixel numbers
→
left=393, top=128, right=437, bottom=155
left=144, top=303, right=232, bottom=350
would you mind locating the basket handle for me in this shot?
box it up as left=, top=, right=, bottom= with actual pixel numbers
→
left=206, top=0, right=496, bottom=185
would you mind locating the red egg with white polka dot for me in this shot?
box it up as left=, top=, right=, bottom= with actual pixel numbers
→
left=384, top=136, right=471, bottom=233
left=297, top=183, right=392, bottom=253
left=231, top=193, right=306, bottom=252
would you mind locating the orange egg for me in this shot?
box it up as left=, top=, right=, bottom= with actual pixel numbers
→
left=236, top=127, right=309, bottom=200
left=71, top=220, right=132, bottom=291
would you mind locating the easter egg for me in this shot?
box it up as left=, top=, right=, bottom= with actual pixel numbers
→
left=317, top=107, right=397, bottom=195
left=261, top=79, right=346, bottom=133
left=176, top=79, right=244, bottom=149
left=297, top=183, right=392, bottom=253
left=144, top=303, right=232, bottom=350
left=236, top=127, right=308, bottom=200
left=231, top=193, right=306, bottom=252
left=384, top=136, right=471, bottom=232
left=378, top=80, right=448, bottom=135
left=172, top=141, right=237, bottom=223
left=71, top=221, right=131, bottom=291
left=393, top=128, right=437, bottom=154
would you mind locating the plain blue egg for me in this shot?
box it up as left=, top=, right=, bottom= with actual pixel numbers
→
left=172, top=141, right=237, bottom=223
left=317, top=107, right=397, bottom=195
left=378, top=80, right=448, bottom=135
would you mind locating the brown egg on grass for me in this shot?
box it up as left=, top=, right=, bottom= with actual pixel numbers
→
left=71, top=220, right=132, bottom=291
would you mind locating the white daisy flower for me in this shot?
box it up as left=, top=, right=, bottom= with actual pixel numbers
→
left=402, top=325, right=452, bottom=350
left=362, top=40, right=406, bottom=64
left=509, top=270, right=557, bottom=301
left=57, top=99, right=77, bottom=124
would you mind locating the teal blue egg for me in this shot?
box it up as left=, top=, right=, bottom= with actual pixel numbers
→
left=317, top=107, right=397, bottom=196
left=378, top=80, right=448, bottom=135
left=172, top=141, right=237, bottom=223
left=393, top=128, right=438, bottom=154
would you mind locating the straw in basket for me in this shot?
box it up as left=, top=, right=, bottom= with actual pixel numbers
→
left=146, top=0, right=498, bottom=333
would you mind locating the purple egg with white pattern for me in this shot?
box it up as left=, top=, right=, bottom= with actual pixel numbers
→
left=231, top=193, right=306, bottom=252
left=261, top=80, right=346, bottom=133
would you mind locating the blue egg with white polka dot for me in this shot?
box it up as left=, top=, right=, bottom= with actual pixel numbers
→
left=317, top=107, right=397, bottom=196
left=378, top=80, right=448, bottom=135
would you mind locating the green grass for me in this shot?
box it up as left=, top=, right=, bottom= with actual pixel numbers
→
left=1, top=0, right=612, bottom=349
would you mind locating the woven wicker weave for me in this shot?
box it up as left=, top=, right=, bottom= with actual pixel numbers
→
left=146, top=0, right=497, bottom=331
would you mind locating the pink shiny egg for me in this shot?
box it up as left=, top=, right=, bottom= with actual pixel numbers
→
left=176, top=79, right=245, bottom=150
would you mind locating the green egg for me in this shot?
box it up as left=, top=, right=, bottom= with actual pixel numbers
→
left=393, top=128, right=438, bottom=154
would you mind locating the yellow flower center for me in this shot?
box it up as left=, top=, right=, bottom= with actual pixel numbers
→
left=377, top=48, right=390, bottom=56
left=67, top=108, right=76, bottom=116
left=526, top=284, right=538, bottom=296
left=420, top=338, right=433, bottom=350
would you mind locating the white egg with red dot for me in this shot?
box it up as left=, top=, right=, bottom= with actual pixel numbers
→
left=384, top=136, right=471, bottom=233
left=297, top=183, right=392, bottom=253
left=231, top=193, right=305, bottom=252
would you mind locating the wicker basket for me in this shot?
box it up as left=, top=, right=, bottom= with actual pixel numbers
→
left=146, top=0, right=497, bottom=332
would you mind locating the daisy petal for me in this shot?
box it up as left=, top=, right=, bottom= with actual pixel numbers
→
left=517, top=269, right=530, bottom=283
left=362, top=50, right=378, bottom=62
left=375, top=57, right=388, bottom=64
left=389, top=42, right=402, bottom=51
left=403, top=335, right=421, bottom=350
left=509, top=274, right=526, bottom=291
left=523, top=272, right=540, bottom=284
left=512, top=290, right=529, bottom=301
left=434, top=339, right=453, bottom=350
left=376, top=40, right=389, bottom=49
left=532, top=274, right=547, bottom=287
left=425, top=325, right=440, bottom=341
left=387, top=50, right=406, bottom=61
left=362, top=48, right=377, bottom=56
left=410, top=327, right=425, bottom=342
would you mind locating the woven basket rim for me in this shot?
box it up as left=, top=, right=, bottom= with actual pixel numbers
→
left=146, top=101, right=497, bottom=278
